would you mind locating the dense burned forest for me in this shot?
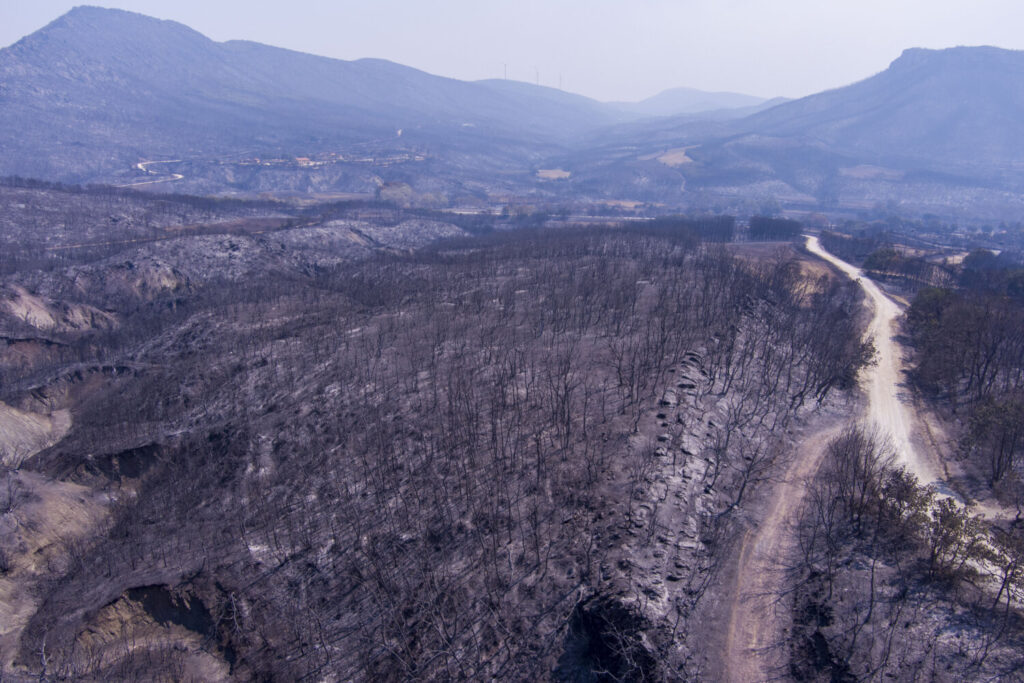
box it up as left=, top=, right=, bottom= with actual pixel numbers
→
left=903, top=248, right=1024, bottom=502
left=6, top=5, right=1024, bottom=680
left=0, top=190, right=874, bottom=680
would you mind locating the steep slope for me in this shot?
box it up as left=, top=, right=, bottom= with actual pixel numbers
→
left=556, top=46, right=1024, bottom=216
left=741, top=46, right=1024, bottom=171
left=0, top=6, right=623, bottom=183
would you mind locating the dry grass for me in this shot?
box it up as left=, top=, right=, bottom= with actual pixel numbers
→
left=0, top=470, right=109, bottom=671
left=76, top=597, right=230, bottom=682
left=536, top=168, right=571, bottom=180
left=796, top=256, right=835, bottom=284
left=637, top=146, right=695, bottom=167
left=601, top=199, right=649, bottom=209
left=656, top=147, right=695, bottom=167
left=0, top=402, right=71, bottom=468
left=727, top=242, right=840, bottom=304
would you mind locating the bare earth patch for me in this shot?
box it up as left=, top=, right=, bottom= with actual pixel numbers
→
left=536, top=168, right=571, bottom=180
left=0, top=400, right=102, bottom=674
left=1, top=286, right=116, bottom=333
left=76, top=594, right=229, bottom=682
left=655, top=147, right=695, bottom=167
left=0, top=402, right=71, bottom=468
left=0, top=470, right=109, bottom=671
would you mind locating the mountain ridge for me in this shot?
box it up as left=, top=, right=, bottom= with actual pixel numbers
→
left=2, top=7, right=1023, bottom=217
left=612, top=86, right=774, bottom=117
left=0, top=6, right=625, bottom=183
left=734, top=44, right=1024, bottom=169
left=551, top=44, right=1024, bottom=218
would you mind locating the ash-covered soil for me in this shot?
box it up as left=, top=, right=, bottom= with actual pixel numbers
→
left=1, top=188, right=880, bottom=680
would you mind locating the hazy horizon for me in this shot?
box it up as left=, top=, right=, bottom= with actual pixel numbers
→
left=3, top=0, right=1024, bottom=102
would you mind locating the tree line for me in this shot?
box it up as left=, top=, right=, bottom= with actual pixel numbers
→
left=906, top=252, right=1024, bottom=497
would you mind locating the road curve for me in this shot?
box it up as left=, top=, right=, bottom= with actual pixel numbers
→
left=804, top=235, right=943, bottom=487
left=118, top=159, right=185, bottom=187
left=725, top=236, right=948, bottom=681
left=724, top=421, right=844, bottom=682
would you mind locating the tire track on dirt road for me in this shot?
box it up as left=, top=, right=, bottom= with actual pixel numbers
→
left=724, top=235, right=942, bottom=681
left=723, top=420, right=844, bottom=682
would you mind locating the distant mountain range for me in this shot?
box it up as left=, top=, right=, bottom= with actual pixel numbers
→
left=611, top=87, right=786, bottom=119
left=561, top=46, right=1024, bottom=218
left=2, top=6, right=1023, bottom=218
left=739, top=46, right=1024, bottom=172
left=0, top=7, right=768, bottom=186
left=0, top=7, right=614, bottom=182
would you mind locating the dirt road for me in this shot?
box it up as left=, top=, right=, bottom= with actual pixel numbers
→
left=118, top=159, right=184, bottom=187
left=724, top=420, right=844, bottom=682
left=724, top=236, right=946, bottom=681
left=805, top=235, right=943, bottom=486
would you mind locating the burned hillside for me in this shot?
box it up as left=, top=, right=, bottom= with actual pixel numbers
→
left=0, top=205, right=871, bottom=680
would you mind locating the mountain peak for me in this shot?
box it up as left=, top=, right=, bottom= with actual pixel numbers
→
left=738, top=44, right=1024, bottom=172
left=59, top=5, right=178, bottom=25
left=3, top=5, right=218, bottom=81
left=0, top=6, right=627, bottom=182
left=890, top=45, right=1024, bottom=71
left=25, top=4, right=209, bottom=47
left=65, top=5, right=129, bottom=17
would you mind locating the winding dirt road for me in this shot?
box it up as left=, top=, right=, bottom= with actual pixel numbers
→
left=724, top=235, right=945, bottom=681
left=118, top=159, right=184, bottom=187
left=805, top=235, right=943, bottom=486
left=724, top=420, right=844, bottom=682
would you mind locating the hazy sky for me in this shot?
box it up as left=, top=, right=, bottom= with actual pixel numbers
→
left=4, top=0, right=1024, bottom=101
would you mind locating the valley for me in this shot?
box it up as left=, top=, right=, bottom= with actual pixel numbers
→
left=1, top=5, right=1024, bottom=681
left=3, top=9, right=1024, bottom=221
